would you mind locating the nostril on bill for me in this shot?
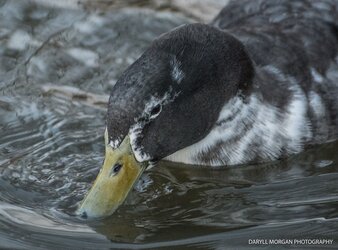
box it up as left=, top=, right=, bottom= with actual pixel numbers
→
left=110, top=163, right=123, bottom=176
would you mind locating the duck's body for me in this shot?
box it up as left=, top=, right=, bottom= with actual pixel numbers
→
left=167, top=0, right=338, bottom=166
left=79, top=0, right=338, bottom=218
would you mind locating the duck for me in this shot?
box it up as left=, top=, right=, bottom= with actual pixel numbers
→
left=77, top=0, right=338, bottom=218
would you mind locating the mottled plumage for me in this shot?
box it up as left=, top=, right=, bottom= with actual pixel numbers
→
left=108, top=0, right=338, bottom=166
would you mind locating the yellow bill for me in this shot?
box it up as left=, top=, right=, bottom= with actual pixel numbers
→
left=77, top=130, right=146, bottom=218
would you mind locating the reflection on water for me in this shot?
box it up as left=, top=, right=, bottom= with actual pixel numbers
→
left=0, top=0, right=338, bottom=249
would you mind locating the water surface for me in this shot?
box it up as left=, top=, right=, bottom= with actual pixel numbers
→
left=0, top=1, right=338, bottom=249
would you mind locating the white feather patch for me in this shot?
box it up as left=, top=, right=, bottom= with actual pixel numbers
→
left=109, top=138, right=121, bottom=149
left=309, top=91, right=325, bottom=119
left=170, top=56, right=184, bottom=84
left=311, top=68, right=324, bottom=83
left=283, top=83, right=312, bottom=153
left=129, top=122, right=151, bottom=162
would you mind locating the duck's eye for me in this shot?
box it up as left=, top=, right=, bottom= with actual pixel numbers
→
left=110, top=163, right=122, bottom=176
left=149, top=104, right=161, bottom=118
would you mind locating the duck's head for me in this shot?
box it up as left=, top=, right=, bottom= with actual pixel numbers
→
left=77, top=23, right=253, bottom=218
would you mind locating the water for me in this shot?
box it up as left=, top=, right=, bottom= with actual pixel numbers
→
left=0, top=1, right=338, bottom=249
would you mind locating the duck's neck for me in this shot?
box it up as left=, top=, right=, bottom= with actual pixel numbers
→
left=164, top=93, right=265, bottom=166
left=165, top=65, right=314, bottom=166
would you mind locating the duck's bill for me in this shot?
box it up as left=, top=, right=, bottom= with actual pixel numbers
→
left=77, top=134, right=146, bottom=218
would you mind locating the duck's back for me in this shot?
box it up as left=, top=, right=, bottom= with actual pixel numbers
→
left=212, top=0, right=338, bottom=29
left=212, top=0, right=338, bottom=144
